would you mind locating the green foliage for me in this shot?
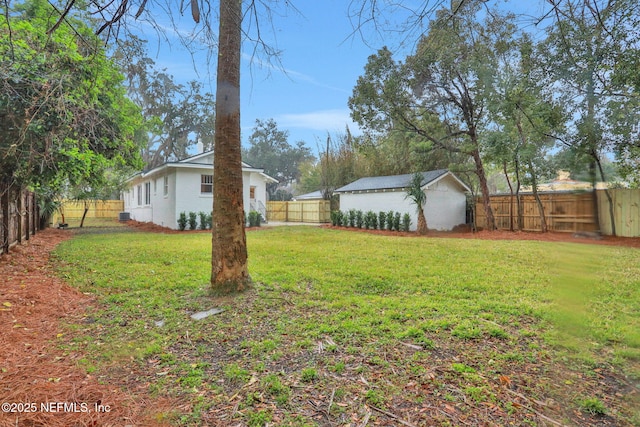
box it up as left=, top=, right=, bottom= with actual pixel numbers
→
left=401, top=213, right=411, bottom=232
left=579, top=397, right=607, bottom=415
left=177, top=212, right=188, bottom=231
left=52, top=227, right=640, bottom=425
left=188, top=212, right=198, bottom=230
left=0, top=0, right=143, bottom=193
left=113, top=36, right=215, bottom=170
left=393, top=212, right=401, bottom=231
left=330, top=210, right=343, bottom=226
left=248, top=211, right=262, bottom=227
left=348, top=209, right=357, bottom=227
left=242, top=119, right=315, bottom=194
left=378, top=212, right=386, bottom=230
left=366, top=211, right=377, bottom=230
left=300, top=367, right=318, bottom=383
left=363, top=211, right=371, bottom=229
left=198, top=211, right=212, bottom=230
left=386, top=211, right=395, bottom=231
left=355, top=210, right=364, bottom=228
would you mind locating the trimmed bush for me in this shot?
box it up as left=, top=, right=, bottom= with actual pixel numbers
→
left=248, top=211, right=262, bottom=227
left=178, top=212, right=188, bottom=231
left=378, top=212, right=386, bottom=230
left=348, top=209, right=357, bottom=227
left=369, top=211, right=378, bottom=230
left=355, top=210, right=364, bottom=228
left=188, top=212, right=198, bottom=230
left=401, top=213, right=412, bottom=232
left=393, top=212, right=401, bottom=231
left=386, top=211, right=394, bottom=231
left=198, top=211, right=208, bottom=230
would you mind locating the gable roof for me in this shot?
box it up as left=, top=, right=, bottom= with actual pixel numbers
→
left=336, top=170, right=471, bottom=193
left=127, top=150, right=278, bottom=183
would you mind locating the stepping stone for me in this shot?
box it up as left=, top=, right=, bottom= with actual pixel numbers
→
left=190, top=308, right=224, bottom=320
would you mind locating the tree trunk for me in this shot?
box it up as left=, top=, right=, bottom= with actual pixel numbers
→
left=417, top=208, right=428, bottom=235
left=211, top=0, right=251, bottom=294
left=471, top=149, right=496, bottom=231
left=17, top=189, right=23, bottom=244
left=528, top=162, right=548, bottom=233
left=514, top=157, right=523, bottom=231
left=1, top=183, right=9, bottom=254
left=503, top=161, right=514, bottom=232
left=80, top=200, right=89, bottom=228
left=595, top=154, right=616, bottom=236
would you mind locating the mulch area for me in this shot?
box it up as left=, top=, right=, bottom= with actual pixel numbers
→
left=0, top=222, right=638, bottom=427
left=0, top=229, right=173, bottom=427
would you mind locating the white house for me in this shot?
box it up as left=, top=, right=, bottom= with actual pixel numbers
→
left=335, top=170, right=471, bottom=231
left=122, top=151, right=277, bottom=229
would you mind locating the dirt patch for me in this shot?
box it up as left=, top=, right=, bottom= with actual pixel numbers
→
left=0, top=229, right=173, bottom=427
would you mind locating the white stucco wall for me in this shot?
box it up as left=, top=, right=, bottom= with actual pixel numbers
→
left=123, top=164, right=272, bottom=229
left=337, top=175, right=467, bottom=231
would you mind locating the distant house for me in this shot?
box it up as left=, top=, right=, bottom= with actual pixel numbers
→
left=335, top=170, right=471, bottom=231
left=122, top=151, right=277, bottom=229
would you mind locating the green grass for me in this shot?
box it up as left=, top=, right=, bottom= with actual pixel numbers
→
left=52, top=226, right=640, bottom=426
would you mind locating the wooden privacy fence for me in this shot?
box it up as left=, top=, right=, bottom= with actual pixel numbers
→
left=475, top=189, right=640, bottom=237
left=0, top=187, right=39, bottom=255
left=51, top=200, right=124, bottom=224
left=267, top=200, right=331, bottom=223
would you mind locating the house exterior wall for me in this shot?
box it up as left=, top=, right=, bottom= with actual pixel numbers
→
left=123, top=165, right=272, bottom=229
left=338, top=175, right=467, bottom=231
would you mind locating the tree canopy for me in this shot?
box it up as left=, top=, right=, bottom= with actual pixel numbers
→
left=0, top=0, right=143, bottom=195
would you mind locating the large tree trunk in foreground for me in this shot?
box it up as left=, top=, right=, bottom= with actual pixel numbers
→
left=211, top=0, right=251, bottom=294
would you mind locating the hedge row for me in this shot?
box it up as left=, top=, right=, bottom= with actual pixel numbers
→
left=330, top=210, right=412, bottom=232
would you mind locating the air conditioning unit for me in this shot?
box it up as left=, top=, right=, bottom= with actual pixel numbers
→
left=119, top=212, right=131, bottom=221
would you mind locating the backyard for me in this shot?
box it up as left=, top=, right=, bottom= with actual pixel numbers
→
left=0, top=221, right=639, bottom=426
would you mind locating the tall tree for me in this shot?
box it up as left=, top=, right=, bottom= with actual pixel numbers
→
left=210, top=0, right=249, bottom=293
left=0, top=0, right=142, bottom=215
left=349, top=2, right=518, bottom=231
left=544, top=0, right=640, bottom=235
left=487, top=34, right=565, bottom=232
left=113, top=36, right=216, bottom=169
left=242, top=118, right=314, bottom=196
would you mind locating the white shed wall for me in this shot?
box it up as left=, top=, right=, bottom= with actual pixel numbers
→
left=338, top=175, right=467, bottom=231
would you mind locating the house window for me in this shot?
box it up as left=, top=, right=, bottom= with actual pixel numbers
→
left=144, top=182, right=151, bottom=205
left=153, top=179, right=157, bottom=195
left=201, top=174, right=213, bottom=194
left=249, top=186, right=256, bottom=199
left=163, top=176, right=169, bottom=196
left=137, top=185, right=142, bottom=206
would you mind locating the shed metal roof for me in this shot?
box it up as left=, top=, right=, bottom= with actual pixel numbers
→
left=335, top=170, right=450, bottom=193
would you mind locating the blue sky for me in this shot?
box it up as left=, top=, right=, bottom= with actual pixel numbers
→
left=133, top=1, right=550, bottom=155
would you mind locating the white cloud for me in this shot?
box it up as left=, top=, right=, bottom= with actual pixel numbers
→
left=278, top=109, right=360, bottom=133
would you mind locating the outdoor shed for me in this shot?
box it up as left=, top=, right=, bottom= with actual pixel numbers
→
left=335, top=170, right=470, bottom=231
left=122, top=151, right=277, bottom=229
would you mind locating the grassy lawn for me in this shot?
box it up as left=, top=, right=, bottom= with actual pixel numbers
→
left=53, top=226, right=640, bottom=426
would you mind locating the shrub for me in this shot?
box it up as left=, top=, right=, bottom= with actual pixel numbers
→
left=198, top=211, right=208, bottom=230
left=401, top=213, right=411, bottom=232
left=348, top=209, right=357, bottom=227
left=330, top=211, right=339, bottom=226
left=378, top=212, right=386, bottom=230
left=386, top=211, right=394, bottom=230
left=368, top=211, right=378, bottom=230
left=177, top=212, right=188, bottom=231
left=393, top=212, right=401, bottom=231
left=363, top=211, right=371, bottom=229
left=355, top=210, right=364, bottom=228
left=342, top=211, right=350, bottom=227
left=188, top=212, right=197, bottom=230
left=248, top=211, right=262, bottom=227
